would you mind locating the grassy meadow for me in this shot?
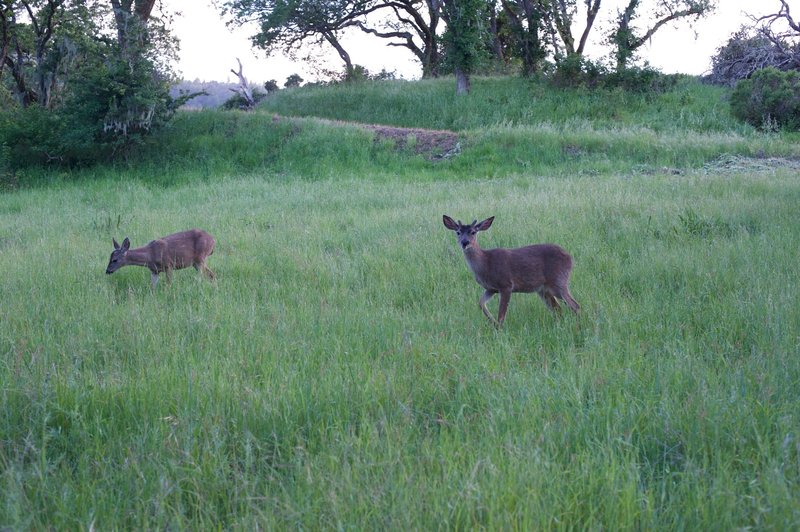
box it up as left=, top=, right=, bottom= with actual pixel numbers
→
left=1, top=76, right=800, bottom=528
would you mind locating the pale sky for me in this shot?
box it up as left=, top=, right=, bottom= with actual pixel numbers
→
left=166, top=0, right=791, bottom=84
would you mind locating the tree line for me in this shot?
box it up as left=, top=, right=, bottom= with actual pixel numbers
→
left=221, top=0, right=716, bottom=93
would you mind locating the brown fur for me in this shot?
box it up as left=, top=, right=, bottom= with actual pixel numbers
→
left=106, top=229, right=216, bottom=288
left=443, top=215, right=579, bottom=326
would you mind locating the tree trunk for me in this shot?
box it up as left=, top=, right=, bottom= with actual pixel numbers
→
left=455, top=68, right=470, bottom=94
left=323, top=31, right=354, bottom=78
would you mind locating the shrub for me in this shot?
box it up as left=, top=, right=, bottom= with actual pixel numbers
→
left=602, top=65, right=680, bottom=94
left=730, top=67, right=800, bottom=131
left=551, top=55, right=607, bottom=88
left=221, top=88, right=268, bottom=110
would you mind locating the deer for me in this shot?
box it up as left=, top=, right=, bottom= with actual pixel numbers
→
left=443, top=215, right=579, bottom=326
left=105, top=229, right=216, bottom=288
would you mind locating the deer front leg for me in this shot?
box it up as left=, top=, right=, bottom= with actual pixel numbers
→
left=150, top=272, right=159, bottom=288
left=479, top=290, right=499, bottom=326
left=497, top=290, right=512, bottom=325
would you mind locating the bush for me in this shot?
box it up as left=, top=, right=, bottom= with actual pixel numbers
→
left=550, top=59, right=678, bottom=94
left=730, top=67, right=800, bottom=131
left=602, top=65, right=680, bottom=94
left=221, top=88, right=267, bottom=110
left=551, top=55, right=606, bottom=88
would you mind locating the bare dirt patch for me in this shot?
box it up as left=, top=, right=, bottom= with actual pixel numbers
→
left=274, top=115, right=461, bottom=160
left=362, top=124, right=461, bottom=160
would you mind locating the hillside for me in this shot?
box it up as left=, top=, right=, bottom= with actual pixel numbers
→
left=119, top=75, right=799, bottom=188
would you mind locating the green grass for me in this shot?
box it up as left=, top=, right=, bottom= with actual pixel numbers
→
left=262, top=76, right=751, bottom=133
left=1, top=76, right=800, bottom=528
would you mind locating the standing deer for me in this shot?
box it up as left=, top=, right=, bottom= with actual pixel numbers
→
left=105, top=229, right=216, bottom=288
left=443, top=215, right=579, bottom=326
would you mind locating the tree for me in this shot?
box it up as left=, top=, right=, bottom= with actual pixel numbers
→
left=222, top=0, right=383, bottom=80
left=754, top=0, right=800, bottom=71
left=355, top=0, right=442, bottom=77
left=546, top=0, right=601, bottom=61
left=609, top=0, right=715, bottom=71
left=284, top=72, right=303, bottom=87
left=440, top=0, right=488, bottom=93
left=224, top=0, right=445, bottom=79
left=0, top=0, right=182, bottom=165
left=499, top=0, right=547, bottom=76
left=1, top=0, right=81, bottom=108
left=708, top=28, right=795, bottom=86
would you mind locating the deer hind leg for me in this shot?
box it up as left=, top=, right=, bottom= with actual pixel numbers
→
left=563, top=290, right=580, bottom=314
left=479, top=290, right=499, bottom=325
left=150, top=272, right=159, bottom=288
left=552, top=284, right=580, bottom=314
left=540, top=291, right=562, bottom=314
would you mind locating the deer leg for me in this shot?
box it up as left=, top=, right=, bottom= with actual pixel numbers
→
left=543, top=292, right=562, bottom=314
left=194, top=261, right=216, bottom=280
left=150, top=272, right=159, bottom=288
left=562, top=290, right=580, bottom=314
left=497, top=290, right=512, bottom=325
left=479, top=290, right=498, bottom=325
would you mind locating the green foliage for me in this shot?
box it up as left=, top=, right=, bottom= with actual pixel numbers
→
left=259, top=76, right=749, bottom=134
left=730, top=67, right=800, bottom=131
left=221, top=87, right=268, bottom=110
left=264, top=79, right=280, bottom=92
left=551, top=55, right=607, bottom=88
left=602, top=65, right=681, bottom=94
left=0, top=0, right=180, bottom=166
left=285, top=73, right=304, bottom=88
left=441, top=0, right=490, bottom=87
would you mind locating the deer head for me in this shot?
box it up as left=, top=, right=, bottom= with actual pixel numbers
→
left=106, top=237, right=130, bottom=274
left=442, top=215, right=494, bottom=251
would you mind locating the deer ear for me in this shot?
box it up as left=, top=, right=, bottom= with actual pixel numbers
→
left=113, top=238, right=120, bottom=250
left=442, top=215, right=458, bottom=231
left=476, top=216, right=495, bottom=231
left=121, top=237, right=130, bottom=251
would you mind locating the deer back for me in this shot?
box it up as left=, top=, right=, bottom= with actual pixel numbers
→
left=145, top=229, right=215, bottom=271
left=472, top=244, right=572, bottom=292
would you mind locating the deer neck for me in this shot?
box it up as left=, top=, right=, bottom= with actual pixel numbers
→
left=463, top=244, right=486, bottom=272
left=123, top=247, right=152, bottom=268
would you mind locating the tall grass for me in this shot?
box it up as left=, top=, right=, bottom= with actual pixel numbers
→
left=1, top=75, right=799, bottom=528
left=1, top=163, right=799, bottom=528
left=261, top=76, right=751, bottom=134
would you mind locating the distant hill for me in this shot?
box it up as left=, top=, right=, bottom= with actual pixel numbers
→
left=170, top=80, right=242, bottom=109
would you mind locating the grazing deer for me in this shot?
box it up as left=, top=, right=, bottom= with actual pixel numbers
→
left=443, top=215, right=579, bottom=326
left=105, top=229, right=216, bottom=288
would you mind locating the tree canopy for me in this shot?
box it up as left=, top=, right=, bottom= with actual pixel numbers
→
left=0, top=0, right=183, bottom=165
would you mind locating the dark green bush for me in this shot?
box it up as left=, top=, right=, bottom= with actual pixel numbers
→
left=551, top=55, right=606, bottom=88
left=602, top=65, right=680, bottom=94
left=730, top=67, right=800, bottom=131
